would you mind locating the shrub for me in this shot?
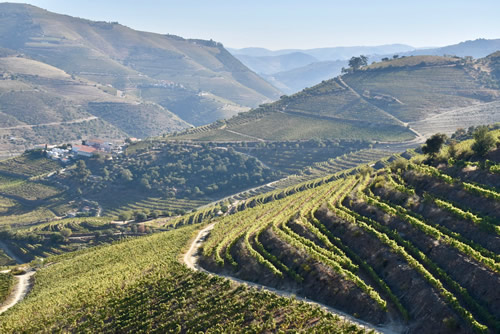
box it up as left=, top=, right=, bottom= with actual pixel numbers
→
left=471, top=126, right=496, bottom=157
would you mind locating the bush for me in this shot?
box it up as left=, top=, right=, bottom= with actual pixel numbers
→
left=118, top=212, right=131, bottom=221
left=471, top=126, right=496, bottom=157
left=134, top=212, right=148, bottom=222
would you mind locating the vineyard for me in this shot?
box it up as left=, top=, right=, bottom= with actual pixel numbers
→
left=0, top=224, right=368, bottom=333
left=200, top=149, right=500, bottom=333
left=0, top=272, right=13, bottom=304
left=0, top=152, right=60, bottom=179
left=103, top=197, right=210, bottom=219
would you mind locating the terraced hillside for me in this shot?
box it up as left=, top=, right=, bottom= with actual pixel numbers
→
left=174, top=55, right=500, bottom=143
left=200, top=147, right=500, bottom=333
left=0, top=151, right=65, bottom=226
left=0, top=223, right=369, bottom=333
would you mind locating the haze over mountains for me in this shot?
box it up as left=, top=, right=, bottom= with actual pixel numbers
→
left=231, top=39, right=500, bottom=94
left=0, top=3, right=279, bottom=155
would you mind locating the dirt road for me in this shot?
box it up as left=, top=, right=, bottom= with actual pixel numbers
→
left=183, top=224, right=403, bottom=334
left=0, top=116, right=98, bottom=131
left=0, top=269, right=35, bottom=315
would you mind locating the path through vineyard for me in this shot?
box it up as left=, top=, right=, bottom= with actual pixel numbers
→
left=0, top=241, right=35, bottom=315
left=0, top=270, right=35, bottom=315
left=183, top=223, right=404, bottom=334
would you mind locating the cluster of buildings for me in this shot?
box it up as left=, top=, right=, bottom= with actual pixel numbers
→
left=72, top=138, right=113, bottom=157
left=45, top=138, right=120, bottom=163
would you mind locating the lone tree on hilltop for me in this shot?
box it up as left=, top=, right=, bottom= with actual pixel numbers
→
left=348, top=55, right=368, bottom=70
left=472, top=126, right=496, bottom=157
left=422, top=133, right=447, bottom=158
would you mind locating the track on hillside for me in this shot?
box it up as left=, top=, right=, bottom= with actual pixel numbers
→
left=183, top=223, right=404, bottom=334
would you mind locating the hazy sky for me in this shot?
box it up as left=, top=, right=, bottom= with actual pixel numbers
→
left=6, top=0, right=500, bottom=49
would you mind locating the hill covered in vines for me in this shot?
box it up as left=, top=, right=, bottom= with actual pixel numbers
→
left=200, top=134, right=500, bottom=333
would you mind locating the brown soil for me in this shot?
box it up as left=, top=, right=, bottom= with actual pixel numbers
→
left=350, top=197, right=500, bottom=323
left=316, top=205, right=469, bottom=334
left=402, top=170, right=500, bottom=220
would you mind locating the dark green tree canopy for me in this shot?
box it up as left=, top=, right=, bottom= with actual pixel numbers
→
left=348, top=55, right=368, bottom=70
left=422, top=133, right=447, bottom=157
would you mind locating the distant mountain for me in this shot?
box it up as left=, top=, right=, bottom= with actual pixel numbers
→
left=231, top=44, right=415, bottom=93
left=0, top=3, right=281, bottom=132
left=175, top=55, right=500, bottom=143
left=235, top=52, right=318, bottom=75
left=229, top=44, right=415, bottom=60
left=263, top=60, right=347, bottom=94
left=402, top=38, right=500, bottom=59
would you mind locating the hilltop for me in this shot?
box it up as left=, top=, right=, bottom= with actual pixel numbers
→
left=231, top=39, right=500, bottom=94
left=175, top=54, right=500, bottom=143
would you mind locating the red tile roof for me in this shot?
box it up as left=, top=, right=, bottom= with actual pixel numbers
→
left=73, top=145, right=97, bottom=153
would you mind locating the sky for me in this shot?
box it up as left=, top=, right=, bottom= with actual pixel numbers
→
left=5, top=0, right=500, bottom=50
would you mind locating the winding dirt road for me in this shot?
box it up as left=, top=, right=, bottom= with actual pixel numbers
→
left=0, top=241, right=35, bottom=315
left=0, top=270, right=35, bottom=315
left=0, top=116, right=98, bottom=131
left=183, top=224, right=404, bottom=334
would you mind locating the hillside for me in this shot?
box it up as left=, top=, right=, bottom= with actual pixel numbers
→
left=0, top=54, right=191, bottom=156
left=175, top=54, right=500, bottom=143
left=232, top=39, right=500, bottom=94
left=0, top=3, right=281, bottom=142
left=200, top=134, right=500, bottom=333
left=0, top=127, right=497, bottom=332
left=0, top=224, right=370, bottom=333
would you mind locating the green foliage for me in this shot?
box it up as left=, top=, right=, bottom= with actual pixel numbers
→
left=422, top=133, right=447, bottom=158
left=202, top=135, right=499, bottom=332
left=348, top=55, right=368, bottom=71
left=0, top=272, right=14, bottom=304
left=472, top=126, right=497, bottom=157
left=0, top=225, right=365, bottom=333
left=66, top=141, right=280, bottom=210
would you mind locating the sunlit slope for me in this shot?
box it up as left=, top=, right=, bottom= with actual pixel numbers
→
left=344, top=56, right=499, bottom=122
left=0, top=55, right=189, bottom=154
left=176, top=55, right=500, bottom=142
left=0, top=3, right=281, bottom=109
left=0, top=225, right=366, bottom=333
left=201, top=150, right=500, bottom=333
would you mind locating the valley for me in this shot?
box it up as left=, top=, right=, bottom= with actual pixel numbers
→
left=0, top=2, right=498, bottom=333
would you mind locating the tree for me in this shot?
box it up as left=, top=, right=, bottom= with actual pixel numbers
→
left=422, top=133, right=447, bottom=158
left=447, top=140, right=458, bottom=159
left=471, top=126, right=496, bottom=157
left=75, top=160, right=91, bottom=182
left=134, top=211, right=148, bottom=222
left=348, top=55, right=368, bottom=70
left=60, top=228, right=72, bottom=239
left=120, top=168, right=133, bottom=181
left=118, top=212, right=131, bottom=221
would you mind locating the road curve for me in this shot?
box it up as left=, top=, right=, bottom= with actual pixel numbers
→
left=183, top=223, right=403, bottom=334
left=0, top=270, right=35, bottom=315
